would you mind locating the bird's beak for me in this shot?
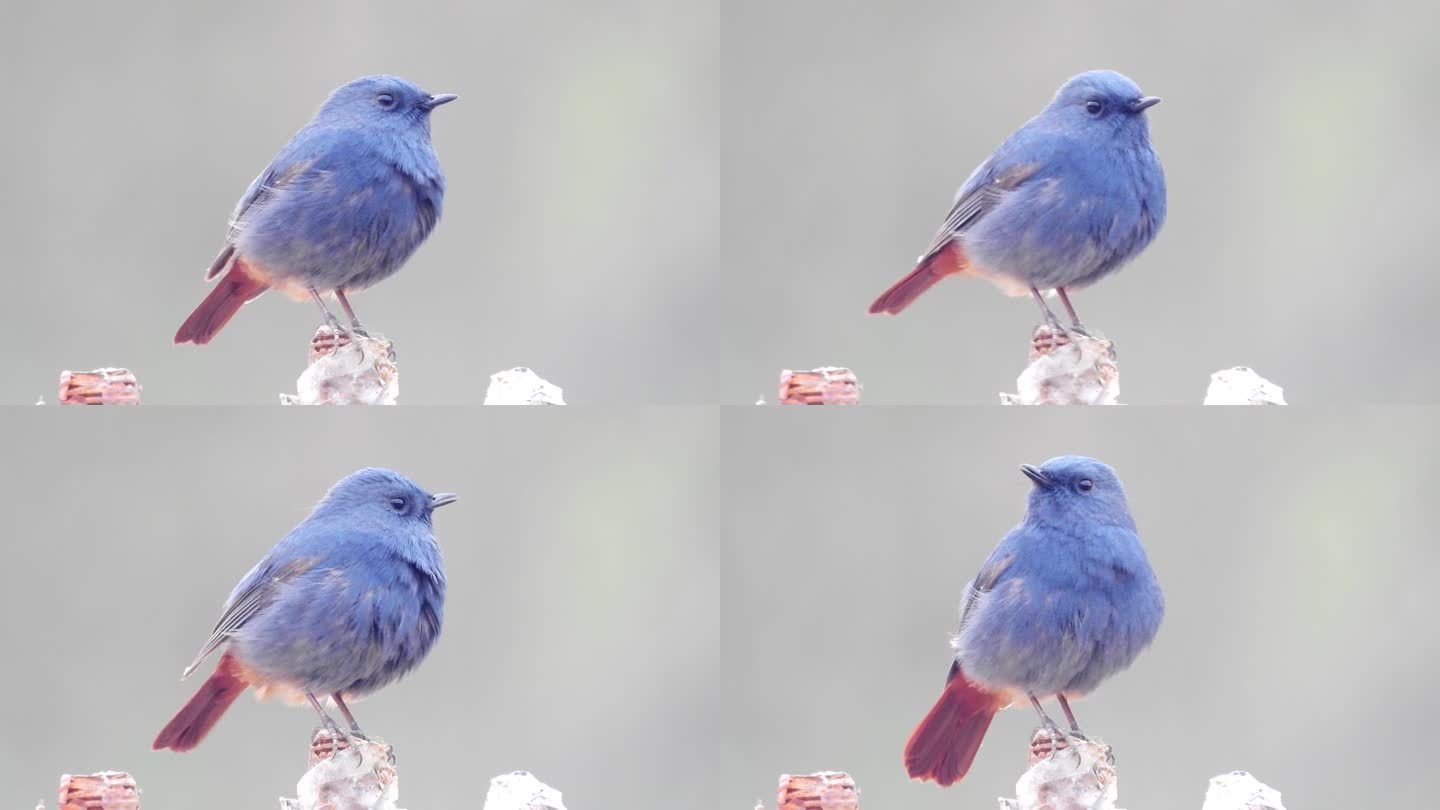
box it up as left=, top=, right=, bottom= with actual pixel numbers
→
left=421, top=93, right=458, bottom=111
left=430, top=493, right=458, bottom=508
left=1020, top=464, right=1054, bottom=488
left=1129, top=96, right=1161, bottom=113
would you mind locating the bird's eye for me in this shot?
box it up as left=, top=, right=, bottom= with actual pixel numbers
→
left=376, top=93, right=397, bottom=110
left=1084, top=99, right=1104, bottom=116
left=1077, top=479, right=1094, bottom=492
left=389, top=497, right=407, bottom=511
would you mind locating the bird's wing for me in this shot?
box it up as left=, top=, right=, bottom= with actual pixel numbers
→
left=203, top=134, right=324, bottom=280
left=939, top=551, right=1014, bottom=686
left=956, top=550, right=1014, bottom=637
left=180, top=554, right=320, bottom=679
left=918, top=160, right=1041, bottom=265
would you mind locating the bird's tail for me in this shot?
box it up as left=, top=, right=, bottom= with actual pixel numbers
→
left=868, top=243, right=967, bottom=315
left=904, top=662, right=1006, bottom=786
left=174, top=259, right=270, bottom=345
left=153, top=651, right=250, bottom=752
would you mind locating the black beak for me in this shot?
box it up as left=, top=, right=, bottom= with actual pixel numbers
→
left=1020, top=464, right=1053, bottom=488
left=421, top=93, right=458, bottom=111
left=430, top=493, right=458, bottom=508
left=1129, top=96, right=1161, bottom=113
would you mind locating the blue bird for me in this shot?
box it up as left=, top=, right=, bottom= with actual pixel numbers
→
left=154, top=468, right=456, bottom=751
left=905, top=456, right=1163, bottom=785
left=870, top=70, right=1166, bottom=333
left=175, top=76, right=456, bottom=345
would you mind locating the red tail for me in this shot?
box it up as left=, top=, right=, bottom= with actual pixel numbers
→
left=868, top=243, right=967, bottom=315
left=153, top=651, right=250, bottom=752
left=174, top=259, right=269, bottom=345
left=904, top=662, right=1006, bottom=786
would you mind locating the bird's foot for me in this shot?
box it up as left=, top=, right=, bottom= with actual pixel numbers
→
left=1036, top=719, right=1065, bottom=750
left=315, top=723, right=366, bottom=767
left=1059, top=728, right=1115, bottom=766
left=1032, top=722, right=1084, bottom=769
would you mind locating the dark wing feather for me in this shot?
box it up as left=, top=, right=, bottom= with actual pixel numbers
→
left=180, top=556, right=318, bottom=678
left=203, top=155, right=316, bottom=280
left=955, top=551, right=1014, bottom=639
left=918, top=162, right=1040, bottom=265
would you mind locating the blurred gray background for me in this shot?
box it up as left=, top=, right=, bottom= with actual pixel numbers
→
left=720, top=1, right=1440, bottom=403
left=0, top=0, right=717, bottom=404
left=720, top=408, right=1440, bottom=808
left=0, top=409, right=719, bottom=809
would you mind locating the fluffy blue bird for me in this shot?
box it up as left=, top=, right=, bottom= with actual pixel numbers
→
left=905, top=456, right=1163, bottom=786
left=154, top=468, right=456, bottom=751
left=870, top=70, right=1166, bottom=333
left=175, top=76, right=456, bottom=345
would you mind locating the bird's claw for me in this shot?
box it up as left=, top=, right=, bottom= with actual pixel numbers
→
left=1034, top=722, right=1085, bottom=769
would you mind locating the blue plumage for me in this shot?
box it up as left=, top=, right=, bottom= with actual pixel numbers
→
left=964, top=72, right=1166, bottom=291
left=905, top=455, right=1162, bottom=785
left=870, top=70, right=1166, bottom=329
left=954, top=456, right=1163, bottom=696
left=175, top=76, right=455, bottom=344
left=154, top=468, right=456, bottom=751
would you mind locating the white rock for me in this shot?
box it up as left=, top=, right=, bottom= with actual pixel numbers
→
left=1002, top=331, right=1119, bottom=406
left=483, top=771, right=567, bottom=810
left=282, top=739, right=400, bottom=810
left=289, top=334, right=399, bottom=405
left=1005, top=737, right=1118, bottom=810
left=1204, top=367, right=1285, bottom=405
left=1201, top=771, right=1284, bottom=810
left=484, top=368, right=565, bottom=405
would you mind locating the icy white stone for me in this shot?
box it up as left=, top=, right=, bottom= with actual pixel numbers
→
left=1204, top=367, right=1286, bottom=405
left=280, top=739, right=400, bottom=810
left=1001, top=332, right=1119, bottom=406
left=483, top=771, right=566, bottom=810
left=286, top=334, right=398, bottom=406
left=1201, top=771, right=1284, bottom=810
left=998, top=737, right=1119, bottom=810
left=484, top=368, right=565, bottom=405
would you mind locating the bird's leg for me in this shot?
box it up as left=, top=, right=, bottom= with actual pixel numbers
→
left=1055, top=288, right=1090, bottom=336
left=1028, top=693, right=1064, bottom=744
left=332, top=691, right=395, bottom=765
left=331, top=692, right=367, bottom=738
left=308, top=692, right=364, bottom=766
left=1029, top=287, right=1067, bottom=335
left=306, top=692, right=346, bottom=741
left=334, top=289, right=370, bottom=338
left=1029, top=693, right=1083, bottom=767
left=308, top=287, right=343, bottom=331
left=1056, top=693, right=1087, bottom=739
left=1056, top=694, right=1113, bottom=764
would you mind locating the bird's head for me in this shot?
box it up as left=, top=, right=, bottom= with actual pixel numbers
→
left=1020, top=455, right=1134, bottom=528
left=1046, top=70, right=1159, bottom=138
left=317, top=467, right=457, bottom=528
left=313, top=75, right=457, bottom=134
